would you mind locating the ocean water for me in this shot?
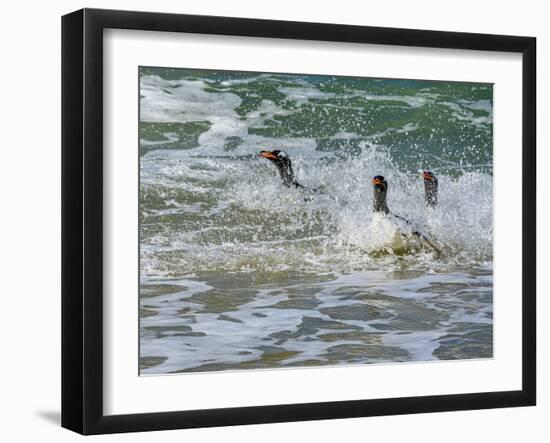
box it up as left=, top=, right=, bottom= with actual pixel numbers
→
left=139, top=67, right=493, bottom=374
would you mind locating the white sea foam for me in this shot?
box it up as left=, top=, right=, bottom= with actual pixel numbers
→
left=140, top=76, right=241, bottom=123
left=139, top=73, right=493, bottom=277
left=140, top=269, right=492, bottom=373
left=140, top=144, right=492, bottom=278
left=138, top=70, right=493, bottom=374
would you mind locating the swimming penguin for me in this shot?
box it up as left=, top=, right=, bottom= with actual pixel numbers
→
left=372, top=175, right=441, bottom=254
left=422, top=170, right=438, bottom=207
left=372, top=175, right=390, bottom=214
left=259, top=150, right=306, bottom=189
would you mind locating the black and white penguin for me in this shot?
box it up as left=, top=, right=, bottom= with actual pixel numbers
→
left=422, top=170, right=438, bottom=207
left=372, top=175, right=441, bottom=254
left=259, top=150, right=303, bottom=188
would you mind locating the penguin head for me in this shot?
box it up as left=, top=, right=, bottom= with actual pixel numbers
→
left=260, top=150, right=292, bottom=168
left=372, top=175, right=388, bottom=192
left=423, top=170, right=436, bottom=182
left=260, top=150, right=296, bottom=187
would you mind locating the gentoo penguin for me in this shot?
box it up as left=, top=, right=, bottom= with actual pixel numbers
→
left=259, top=150, right=305, bottom=189
left=372, top=175, right=441, bottom=254
left=372, top=175, right=390, bottom=214
left=422, top=170, right=438, bottom=207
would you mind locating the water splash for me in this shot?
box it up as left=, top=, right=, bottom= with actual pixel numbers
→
left=141, top=146, right=492, bottom=277
left=138, top=68, right=494, bottom=374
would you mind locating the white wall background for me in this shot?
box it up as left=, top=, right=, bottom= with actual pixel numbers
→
left=0, top=0, right=546, bottom=441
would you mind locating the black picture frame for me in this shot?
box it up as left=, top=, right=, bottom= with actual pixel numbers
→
left=62, top=8, right=536, bottom=435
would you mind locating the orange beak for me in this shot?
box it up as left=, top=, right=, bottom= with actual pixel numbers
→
left=372, top=177, right=383, bottom=185
left=423, top=171, right=434, bottom=181
left=260, top=151, right=278, bottom=160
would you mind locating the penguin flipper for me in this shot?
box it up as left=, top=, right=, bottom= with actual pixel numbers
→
left=391, top=212, right=441, bottom=255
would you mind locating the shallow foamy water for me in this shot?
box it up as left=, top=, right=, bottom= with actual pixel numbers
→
left=139, top=68, right=493, bottom=374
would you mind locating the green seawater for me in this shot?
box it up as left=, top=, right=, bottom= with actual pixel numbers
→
left=138, top=67, right=493, bottom=374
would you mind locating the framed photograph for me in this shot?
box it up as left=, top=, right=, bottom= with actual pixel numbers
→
left=62, top=8, right=536, bottom=435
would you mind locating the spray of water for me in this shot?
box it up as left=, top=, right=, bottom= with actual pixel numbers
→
left=140, top=145, right=492, bottom=277
left=138, top=70, right=494, bottom=374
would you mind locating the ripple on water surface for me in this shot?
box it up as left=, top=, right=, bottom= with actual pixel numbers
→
left=138, top=68, right=493, bottom=374
left=139, top=270, right=493, bottom=374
